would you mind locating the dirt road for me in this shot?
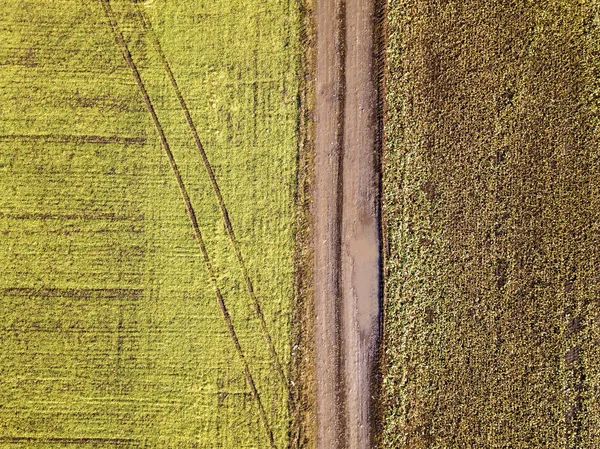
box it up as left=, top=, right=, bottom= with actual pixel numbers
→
left=314, top=0, right=380, bottom=447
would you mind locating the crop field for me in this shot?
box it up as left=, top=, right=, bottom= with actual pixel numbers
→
left=382, top=1, right=600, bottom=447
left=0, top=0, right=300, bottom=447
left=6, top=0, right=600, bottom=448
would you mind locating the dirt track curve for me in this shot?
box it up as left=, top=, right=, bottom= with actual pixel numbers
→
left=314, top=0, right=380, bottom=447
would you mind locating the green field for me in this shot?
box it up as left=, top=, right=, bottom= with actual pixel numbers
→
left=382, top=1, right=600, bottom=447
left=0, top=0, right=300, bottom=447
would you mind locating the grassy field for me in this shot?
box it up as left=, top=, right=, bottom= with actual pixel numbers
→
left=382, top=0, right=600, bottom=447
left=0, top=0, right=300, bottom=447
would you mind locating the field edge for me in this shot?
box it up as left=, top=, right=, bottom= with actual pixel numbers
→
left=289, top=0, right=317, bottom=447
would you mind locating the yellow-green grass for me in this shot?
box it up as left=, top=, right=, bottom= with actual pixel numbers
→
left=0, top=0, right=300, bottom=447
left=382, top=1, right=600, bottom=447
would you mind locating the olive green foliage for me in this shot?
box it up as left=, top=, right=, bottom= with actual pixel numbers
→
left=382, top=0, right=600, bottom=447
left=0, top=0, right=299, bottom=447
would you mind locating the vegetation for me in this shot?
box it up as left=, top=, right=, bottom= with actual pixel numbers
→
left=0, top=0, right=300, bottom=447
left=382, top=1, right=600, bottom=447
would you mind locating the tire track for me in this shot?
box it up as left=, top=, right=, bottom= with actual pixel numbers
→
left=340, top=0, right=381, bottom=446
left=130, top=1, right=289, bottom=389
left=314, top=0, right=346, bottom=445
left=98, top=2, right=276, bottom=447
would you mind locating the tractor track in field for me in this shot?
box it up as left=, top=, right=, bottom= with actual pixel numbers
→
left=100, top=2, right=277, bottom=447
left=314, top=0, right=381, bottom=448
left=131, top=0, right=289, bottom=390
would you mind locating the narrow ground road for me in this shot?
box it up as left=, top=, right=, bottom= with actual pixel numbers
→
left=314, top=0, right=380, bottom=447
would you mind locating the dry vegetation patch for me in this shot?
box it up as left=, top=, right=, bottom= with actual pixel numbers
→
left=382, top=1, right=600, bottom=447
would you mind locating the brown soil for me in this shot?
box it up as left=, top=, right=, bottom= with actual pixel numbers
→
left=314, top=0, right=380, bottom=448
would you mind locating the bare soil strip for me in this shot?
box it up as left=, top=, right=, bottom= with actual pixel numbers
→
left=314, top=0, right=380, bottom=447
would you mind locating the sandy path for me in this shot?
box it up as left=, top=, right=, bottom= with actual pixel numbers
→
left=314, top=0, right=380, bottom=447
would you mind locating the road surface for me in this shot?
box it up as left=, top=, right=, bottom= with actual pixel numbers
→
left=314, top=0, right=380, bottom=447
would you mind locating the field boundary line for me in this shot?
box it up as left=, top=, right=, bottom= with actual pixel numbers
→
left=0, top=437, right=140, bottom=446
left=0, top=134, right=146, bottom=145
left=131, top=0, right=289, bottom=389
left=98, top=2, right=277, bottom=447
